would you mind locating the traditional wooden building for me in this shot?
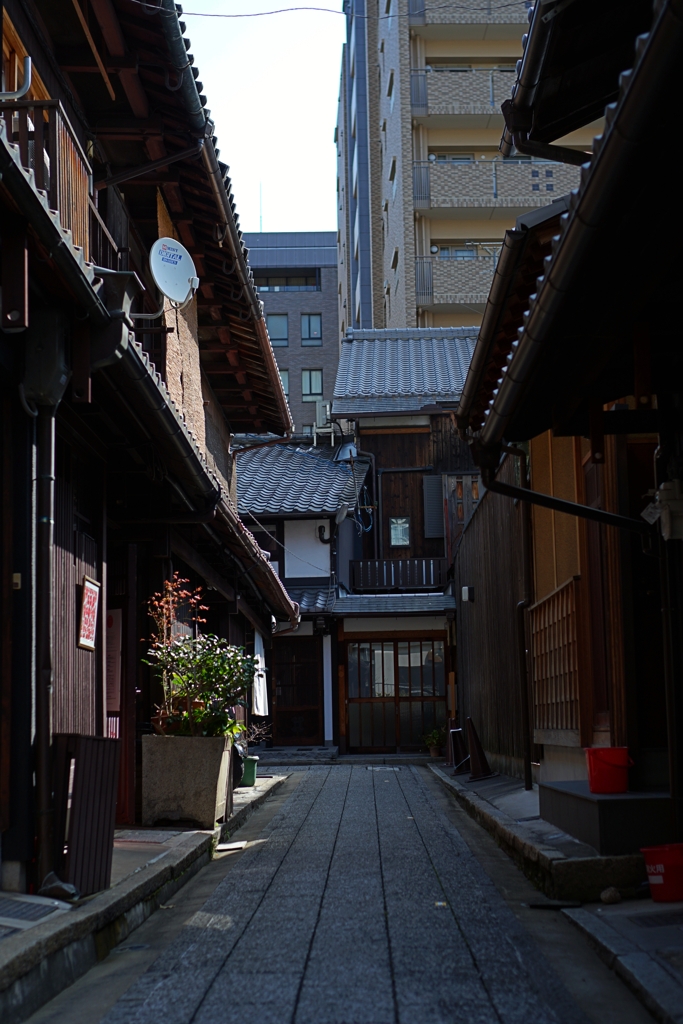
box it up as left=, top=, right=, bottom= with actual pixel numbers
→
left=1, top=0, right=296, bottom=893
left=236, top=439, right=370, bottom=747
left=328, top=328, right=478, bottom=753
left=455, top=0, right=682, bottom=849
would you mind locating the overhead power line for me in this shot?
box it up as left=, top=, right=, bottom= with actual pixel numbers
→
left=127, top=1, right=530, bottom=21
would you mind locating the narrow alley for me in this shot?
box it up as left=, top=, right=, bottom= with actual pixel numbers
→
left=27, top=768, right=653, bottom=1024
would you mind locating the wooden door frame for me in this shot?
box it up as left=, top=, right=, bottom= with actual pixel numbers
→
left=272, top=634, right=324, bottom=746
left=339, top=631, right=449, bottom=753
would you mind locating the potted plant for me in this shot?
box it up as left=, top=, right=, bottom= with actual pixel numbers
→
left=141, top=575, right=256, bottom=828
left=236, top=721, right=272, bottom=788
left=423, top=726, right=446, bottom=759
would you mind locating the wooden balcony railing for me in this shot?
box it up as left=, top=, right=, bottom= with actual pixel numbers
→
left=529, top=576, right=589, bottom=743
left=1, top=99, right=91, bottom=253
left=351, top=558, right=448, bottom=592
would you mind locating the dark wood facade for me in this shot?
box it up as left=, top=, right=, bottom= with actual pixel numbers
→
left=0, top=0, right=295, bottom=889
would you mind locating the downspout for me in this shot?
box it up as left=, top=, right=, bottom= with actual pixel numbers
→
left=502, top=446, right=534, bottom=790
left=35, top=407, right=56, bottom=886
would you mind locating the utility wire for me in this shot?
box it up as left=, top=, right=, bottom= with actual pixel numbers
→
left=129, top=0, right=530, bottom=20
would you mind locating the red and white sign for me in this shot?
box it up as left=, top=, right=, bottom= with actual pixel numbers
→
left=78, top=577, right=100, bottom=650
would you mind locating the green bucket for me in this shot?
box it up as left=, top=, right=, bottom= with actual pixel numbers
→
left=241, top=755, right=259, bottom=787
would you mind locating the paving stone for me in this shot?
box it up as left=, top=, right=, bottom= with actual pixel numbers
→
left=101, top=765, right=590, bottom=1024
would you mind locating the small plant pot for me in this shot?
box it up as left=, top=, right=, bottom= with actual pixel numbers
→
left=241, top=755, right=259, bottom=787
left=429, top=745, right=441, bottom=759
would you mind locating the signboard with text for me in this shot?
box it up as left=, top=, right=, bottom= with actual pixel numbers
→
left=78, top=577, right=100, bottom=651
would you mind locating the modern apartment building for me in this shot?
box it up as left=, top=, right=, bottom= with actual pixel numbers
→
left=336, top=0, right=593, bottom=331
left=245, top=232, right=338, bottom=433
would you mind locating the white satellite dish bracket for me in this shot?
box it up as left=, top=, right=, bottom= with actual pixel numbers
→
left=130, top=237, right=200, bottom=320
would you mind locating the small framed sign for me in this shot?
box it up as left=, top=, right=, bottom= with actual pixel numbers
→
left=78, top=576, right=101, bottom=651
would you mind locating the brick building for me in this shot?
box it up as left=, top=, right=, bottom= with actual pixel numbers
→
left=244, top=232, right=339, bottom=434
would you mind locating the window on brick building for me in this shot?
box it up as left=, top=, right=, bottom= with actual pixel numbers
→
left=267, top=314, right=288, bottom=346
left=301, top=314, right=322, bottom=345
left=302, top=369, right=323, bottom=402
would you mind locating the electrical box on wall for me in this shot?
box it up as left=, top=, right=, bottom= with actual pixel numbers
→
left=461, top=586, right=474, bottom=602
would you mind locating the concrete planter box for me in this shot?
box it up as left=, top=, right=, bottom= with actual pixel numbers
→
left=142, top=735, right=233, bottom=829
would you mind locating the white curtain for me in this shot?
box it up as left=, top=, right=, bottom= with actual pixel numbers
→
left=252, top=630, right=269, bottom=716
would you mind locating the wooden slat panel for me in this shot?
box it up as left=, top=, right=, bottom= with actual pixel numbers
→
left=454, top=454, right=527, bottom=767
left=529, top=577, right=580, bottom=733
left=351, top=557, right=448, bottom=591
left=8, top=100, right=91, bottom=254
left=53, top=468, right=99, bottom=737
left=55, top=734, right=120, bottom=895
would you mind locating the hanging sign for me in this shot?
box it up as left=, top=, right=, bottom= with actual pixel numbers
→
left=78, top=576, right=101, bottom=650
left=149, top=237, right=198, bottom=305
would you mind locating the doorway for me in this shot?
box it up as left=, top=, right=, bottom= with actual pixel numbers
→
left=272, top=636, right=324, bottom=745
left=346, top=639, right=447, bottom=752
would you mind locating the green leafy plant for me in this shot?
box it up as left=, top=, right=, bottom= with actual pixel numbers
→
left=423, top=726, right=446, bottom=751
left=145, top=576, right=256, bottom=737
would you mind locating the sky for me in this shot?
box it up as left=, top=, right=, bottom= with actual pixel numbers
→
left=179, top=1, right=346, bottom=233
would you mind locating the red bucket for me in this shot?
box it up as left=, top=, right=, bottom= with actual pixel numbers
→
left=641, top=844, right=683, bottom=902
left=585, top=746, right=631, bottom=793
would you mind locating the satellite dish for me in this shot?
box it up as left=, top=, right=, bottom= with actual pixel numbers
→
left=149, top=237, right=199, bottom=306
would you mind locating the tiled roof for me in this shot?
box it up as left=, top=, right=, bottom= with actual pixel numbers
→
left=282, top=586, right=455, bottom=616
left=285, top=587, right=336, bottom=614
left=333, top=328, right=477, bottom=416
left=333, top=593, right=456, bottom=615
left=236, top=443, right=370, bottom=516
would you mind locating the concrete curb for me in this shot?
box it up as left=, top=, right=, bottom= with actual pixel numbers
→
left=0, top=775, right=285, bottom=1024
left=562, top=908, right=683, bottom=1024
left=429, top=765, right=645, bottom=901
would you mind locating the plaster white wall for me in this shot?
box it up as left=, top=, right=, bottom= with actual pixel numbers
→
left=284, top=519, right=331, bottom=578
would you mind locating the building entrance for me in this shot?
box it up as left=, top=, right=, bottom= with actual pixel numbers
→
left=272, top=636, right=324, bottom=745
left=346, top=639, right=447, bottom=752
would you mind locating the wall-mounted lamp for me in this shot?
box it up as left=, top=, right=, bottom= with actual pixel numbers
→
left=461, top=586, right=474, bottom=603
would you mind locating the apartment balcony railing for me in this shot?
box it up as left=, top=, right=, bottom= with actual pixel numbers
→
left=1, top=99, right=122, bottom=268
left=351, top=558, right=448, bottom=593
left=410, top=68, right=516, bottom=118
left=409, top=2, right=527, bottom=27
left=412, top=158, right=581, bottom=210
left=415, top=255, right=497, bottom=308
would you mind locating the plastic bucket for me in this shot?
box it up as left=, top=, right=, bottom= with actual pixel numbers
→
left=585, top=747, right=631, bottom=793
left=241, top=755, right=259, bottom=788
left=641, top=843, right=683, bottom=902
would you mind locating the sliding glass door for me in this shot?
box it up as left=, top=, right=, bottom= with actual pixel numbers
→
left=346, top=639, right=446, bottom=751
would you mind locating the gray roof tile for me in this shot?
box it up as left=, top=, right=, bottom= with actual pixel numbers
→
left=333, top=328, right=477, bottom=416
left=283, top=586, right=455, bottom=616
left=285, top=587, right=336, bottom=614
left=333, top=593, right=456, bottom=615
left=236, top=443, right=370, bottom=516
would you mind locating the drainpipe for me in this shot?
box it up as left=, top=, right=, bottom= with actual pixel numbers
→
left=35, top=406, right=56, bottom=885
left=502, top=445, right=534, bottom=790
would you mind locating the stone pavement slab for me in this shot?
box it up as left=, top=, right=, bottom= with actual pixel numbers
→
left=564, top=901, right=683, bottom=1023
left=100, top=766, right=592, bottom=1024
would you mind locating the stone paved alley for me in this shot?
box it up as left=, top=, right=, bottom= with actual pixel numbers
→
left=28, top=767, right=655, bottom=1024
